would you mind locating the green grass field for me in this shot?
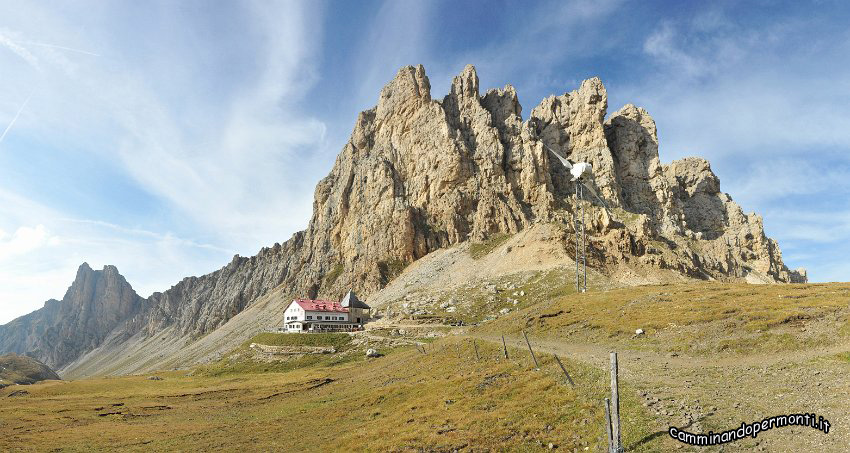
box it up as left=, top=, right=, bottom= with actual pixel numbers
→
left=244, top=332, right=352, bottom=349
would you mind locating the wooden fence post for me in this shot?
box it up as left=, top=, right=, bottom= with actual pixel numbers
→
left=473, top=340, right=480, bottom=361
left=610, top=352, right=622, bottom=452
left=522, top=331, right=539, bottom=369
left=553, top=355, right=575, bottom=387
left=501, top=335, right=509, bottom=360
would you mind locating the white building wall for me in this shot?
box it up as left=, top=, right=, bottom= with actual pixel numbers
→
left=305, top=310, right=348, bottom=322
left=282, top=300, right=368, bottom=333
left=284, top=303, right=303, bottom=321
left=284, top=303, right=305, bottom=332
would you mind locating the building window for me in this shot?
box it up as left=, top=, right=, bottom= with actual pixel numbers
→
left=307, top=315, right=312, bottom=320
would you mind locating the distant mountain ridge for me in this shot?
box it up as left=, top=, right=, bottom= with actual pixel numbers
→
left=0, top=263, right=142, bottom=371
left=0, top=64, right=805, bottom=377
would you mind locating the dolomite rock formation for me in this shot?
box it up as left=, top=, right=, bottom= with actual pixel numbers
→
left=303, top=64, right=804, bottom=290
left=0, top=64, right=805, bottom=377
left=0, top=263, right=143, bottom=370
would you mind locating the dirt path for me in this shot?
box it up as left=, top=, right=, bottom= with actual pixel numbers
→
left=469, top=332, right=850, bottom=452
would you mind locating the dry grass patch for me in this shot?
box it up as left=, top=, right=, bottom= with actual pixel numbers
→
left=0, top=337, right=663, bottom=452
left=468, top=233, right=511, bottom=259
left=481, top=282, right=850, bottom=355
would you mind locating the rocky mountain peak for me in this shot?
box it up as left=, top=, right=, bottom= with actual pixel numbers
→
left=1, top=63, right=806, bottom=378
left=304, top=64, right=805, bottom=296
left=450, top=64, right=480, bottom=98
left=376, top=64, right=431, bottom=120
left=0, top=263, right=143, bottom=371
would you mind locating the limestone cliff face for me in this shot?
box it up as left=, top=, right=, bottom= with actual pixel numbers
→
left=0, top=64, right=805, bottom=377
left=301, top=65, right=557, bottom=295
left=304, top=64, right=804, bottom=293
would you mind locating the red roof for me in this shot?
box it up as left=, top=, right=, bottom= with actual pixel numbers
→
left=293, top=299, right=349, bottom=313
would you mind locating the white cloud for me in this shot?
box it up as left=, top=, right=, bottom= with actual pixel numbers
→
left=0, top=224, right=58, bottom=260
left=724, top=158, right=850, bottom=208
left=624, top=13, right=850, bottom=162
left=761, top=209, right=850, bottom=244
left=643, top=23, right=708, bottom=79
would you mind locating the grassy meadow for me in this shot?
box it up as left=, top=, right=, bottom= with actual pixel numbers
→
left=0, top=334, right=663, bottom=452
left=4, top=282, right=849, bottom=451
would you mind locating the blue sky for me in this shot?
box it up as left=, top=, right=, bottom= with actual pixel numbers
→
left=1, top=0, right=849, bottom=323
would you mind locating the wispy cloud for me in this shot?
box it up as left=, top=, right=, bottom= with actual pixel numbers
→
left=626, top=10, right=850, bottom=160
left=0, top=29, right=40, bottom=69
left=16, top=40, right=100, bottom=57
left=643, top=23, right=709, bottom=79
left=0, top=90, right=32, bottom=144
left=0, top=1, right=329, bottom=323
left=725, top=158, right=850, bottom=207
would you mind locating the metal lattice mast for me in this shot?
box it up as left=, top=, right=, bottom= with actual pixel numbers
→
left=575, top=182, right=580, bottom=292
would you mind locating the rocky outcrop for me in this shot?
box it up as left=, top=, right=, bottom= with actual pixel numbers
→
left=140, top=236, right=304, bottom=339
left=603, top=104, right=805, bottom=283
left=0, top=64, right=805, bottom=377
left=301, top=64, right=557, bottom=296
